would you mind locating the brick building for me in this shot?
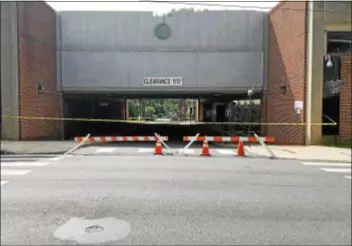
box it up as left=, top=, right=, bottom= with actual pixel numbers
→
left=1, top=1, right=351, bottom=144
left=1, top=2, right=62, bottom=140
left=262, top=1, right=351, bottom=144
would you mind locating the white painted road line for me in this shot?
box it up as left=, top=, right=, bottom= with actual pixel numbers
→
left=48, top=157, right=62, bottom=161
left=138, top=148, right=154, bottom=153
left=96, top=148, right=117, bottom=153
left=345, top=176, right=351, bottom=179
left=1, top=181, right=9, bottom=186
left=1, top=170, right=32, bottom=176
left=320, top=168, right=351, bottom=173
left=1, top=162, right=50, bottom=167
left=301, top=162, right=351, bottom=167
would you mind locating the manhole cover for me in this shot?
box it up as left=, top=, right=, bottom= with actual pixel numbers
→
left=85, top=225, right=104, bottom=233
left=54, top=217, right=131, bottom=244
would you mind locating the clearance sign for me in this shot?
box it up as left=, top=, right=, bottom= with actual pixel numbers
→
left=143, top=77, right=183, bottom=87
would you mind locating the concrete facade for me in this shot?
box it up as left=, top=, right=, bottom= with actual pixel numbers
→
left=58, top=11, right=266, bottom=94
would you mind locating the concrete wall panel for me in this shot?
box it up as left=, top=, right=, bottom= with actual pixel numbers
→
left=61, top=51, right=263, bottom=90
left=324, top=2, right=352, bottom=23
left=58, top=11, right=266, bottom=92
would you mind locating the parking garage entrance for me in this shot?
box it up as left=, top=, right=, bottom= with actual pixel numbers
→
left=63, top=94, right=262, bottom=141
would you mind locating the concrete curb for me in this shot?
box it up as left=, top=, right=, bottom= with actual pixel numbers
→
left=246, top=154, right=351, bottom=163
left=1, top=150, right=67, bottom=155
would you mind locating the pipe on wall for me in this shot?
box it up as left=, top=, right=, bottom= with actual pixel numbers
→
left=305, top=0, right=314, bottom=145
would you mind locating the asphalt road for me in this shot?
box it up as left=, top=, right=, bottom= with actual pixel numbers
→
left=1, top=147, right=351, bottom=245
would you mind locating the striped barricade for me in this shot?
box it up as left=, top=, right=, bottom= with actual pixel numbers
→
left=183, top=136, right=275, bottom=143
left=74, top=136, right=168, bottom=143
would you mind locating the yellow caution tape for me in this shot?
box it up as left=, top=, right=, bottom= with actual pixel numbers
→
left=0, top=115, right=337, bottom=126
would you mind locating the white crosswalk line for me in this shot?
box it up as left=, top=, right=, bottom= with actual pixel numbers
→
left=1, top=170, right=31, bottom=176
left=301, top=162, right=351, bottom=167
left=1, top=158, right=36, bottom=162
left=138, top=148, right=154, bottom=153
left=216, top=149, right=235, bottom=155
left=320, top=168, right=351, bottom=173
left=1, top=155, right=55, bottom=160
left=180, top=149, right=195, bottom=154
left=96, top=148, right=117, bottom=153
left=0, top=154, right=63, bottom=187
left=345, top=176, right=351, bottom=179
left=1, top=162, right=50, bottom=167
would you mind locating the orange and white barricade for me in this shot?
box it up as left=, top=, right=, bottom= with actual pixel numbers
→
left=183, top=135, right=275, bottom=157
left=74, top=136, right=168, bottom=143
left=183, top=136, right=275, bottom=143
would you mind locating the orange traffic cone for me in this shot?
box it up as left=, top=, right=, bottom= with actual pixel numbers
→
left=237, top=141, right=245, bottom=157
left=154, top=140, right=163, bottom=155
left=200, top=139, right=211, bottom=157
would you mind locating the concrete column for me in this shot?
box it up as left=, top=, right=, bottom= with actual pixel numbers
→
left=1, top=2, right=19, bottom=140
left=308, top=4, right=325, bottom=145
left=197, top=99, right=204, bottom=122
left=125, top=99, right=129, bottom=120
left=212, top=103, right=216, bottom=122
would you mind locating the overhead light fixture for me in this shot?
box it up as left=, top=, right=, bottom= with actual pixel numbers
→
left=37, top=81, right=45, bottom=94
left=325, top=54, right=333, bottom=68
left=247, top=87, right=254, bottom=97
left=280, top=85, right=287, bottom=95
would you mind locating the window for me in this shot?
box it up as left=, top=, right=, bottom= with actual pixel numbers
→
left=327, top=31, right=352, bottom=53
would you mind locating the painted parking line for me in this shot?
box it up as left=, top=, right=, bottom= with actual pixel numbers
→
left=96, top=148, right=117, bottom=153
left=301, top=162, right=351, bottom=167
left=320, top=168, right=351, bottom=173
left=1, top=162, right=50, bottom=167
left=1, top=181, right=9, bottom=186
left=344, top=176, right=351, bottom=179
left=1, top=170, right=32, bottom=176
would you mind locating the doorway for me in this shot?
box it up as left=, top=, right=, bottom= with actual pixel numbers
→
left=322, top=54, right=341, bottom=136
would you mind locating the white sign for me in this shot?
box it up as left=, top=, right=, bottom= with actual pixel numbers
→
left=143, top=77, right=183, bottom=87
left=294, top=100, right=303, bottom=114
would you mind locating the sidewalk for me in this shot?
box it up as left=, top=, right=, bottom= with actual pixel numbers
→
left=244, top=145, right=351, bottom=162
left=1, top=141, right=77, bottom=155
left=212, top=142, right=351, bottom=162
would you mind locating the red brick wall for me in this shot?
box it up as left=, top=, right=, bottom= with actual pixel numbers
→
left=263, top=1, right=307, bottom=144
left=17, top=2, right=63, bottom=140
left=340, top=54, right=351, bottom=140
